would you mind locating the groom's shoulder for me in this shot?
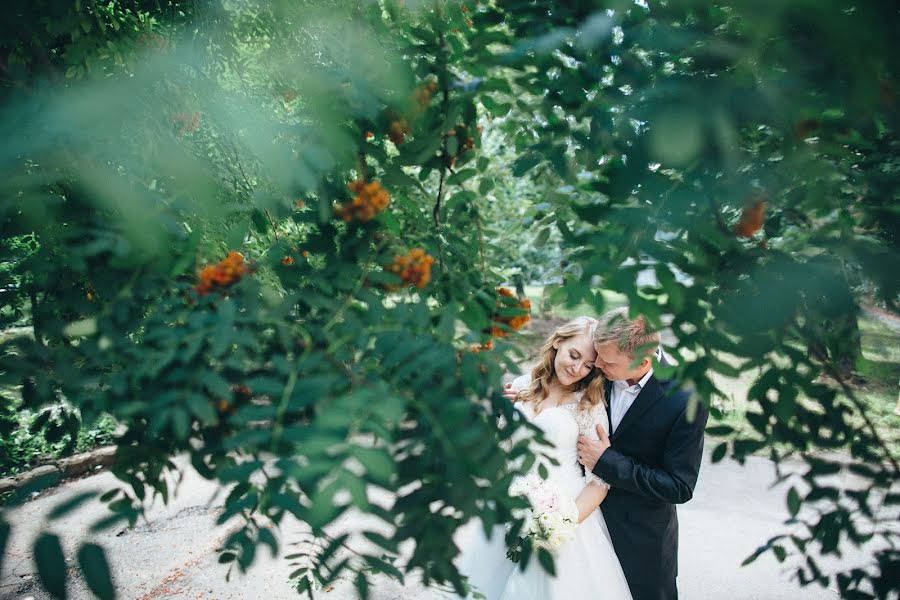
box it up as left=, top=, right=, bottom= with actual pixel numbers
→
left=652, top=375, right=692, bottom=407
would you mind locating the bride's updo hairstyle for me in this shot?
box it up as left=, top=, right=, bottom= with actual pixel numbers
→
left=516, top=316, right=606, bottom=415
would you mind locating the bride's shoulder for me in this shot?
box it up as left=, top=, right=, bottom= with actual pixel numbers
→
left=509, top=374, right=531, bottom=392
left=574, top=398, right=608, bottom=429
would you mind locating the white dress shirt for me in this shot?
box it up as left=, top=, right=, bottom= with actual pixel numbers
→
left=609, top=368, right=654, bottom=433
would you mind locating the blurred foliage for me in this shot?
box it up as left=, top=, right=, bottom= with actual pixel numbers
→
left=0, top=396, right=117, bottom=479
left=0, top=0, right=898, bottom=599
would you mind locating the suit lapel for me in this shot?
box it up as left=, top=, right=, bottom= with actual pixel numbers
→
left=610, top=375, right=664, bottom=441
left=604, top=379, right=613, bottom=423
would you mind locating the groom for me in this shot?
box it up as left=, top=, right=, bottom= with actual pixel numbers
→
left=577, top=307, right=708, bottom=600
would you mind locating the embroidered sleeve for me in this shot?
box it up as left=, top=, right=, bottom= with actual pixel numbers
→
left=576, top=403, right=611, bottom=489
left=499, top=374, right=532, bottom=453
left=509, top=374, right=531, bottom=394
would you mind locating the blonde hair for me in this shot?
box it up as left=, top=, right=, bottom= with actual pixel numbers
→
left=593, top=307, right=660, bottom=359
left=517, top=316, right=606, bottom=414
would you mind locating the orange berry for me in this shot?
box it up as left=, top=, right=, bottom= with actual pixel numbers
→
left=195, top=251, right=251, bottom=295
left=171, top=111, right=201, bottom=137
left=388, top=119, right=410, bottom=145
left=281, top=256, right=295, bottom=266
left=336, top=180, right=391, bottom=223
left=468, top=340, right=494, bottom=353
left=488, top=288, right=531, bottom=335
left=384, top=248, right=434, bottom=289
left=734, top=199, right=766, bottom=238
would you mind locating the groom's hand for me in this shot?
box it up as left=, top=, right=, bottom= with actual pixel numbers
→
left=577, top=425, right=612, bottom=472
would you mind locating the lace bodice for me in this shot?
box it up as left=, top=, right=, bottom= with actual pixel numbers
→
left=509, top=375, right=610, bottom=490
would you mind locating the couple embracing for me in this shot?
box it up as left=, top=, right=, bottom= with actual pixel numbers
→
left=455, top=307, right=709, bottom=600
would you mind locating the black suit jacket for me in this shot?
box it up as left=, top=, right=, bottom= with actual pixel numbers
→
left=592, top=376, right=708, bottom=600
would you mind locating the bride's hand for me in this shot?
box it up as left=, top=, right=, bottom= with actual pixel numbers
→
left=502, top=381, right=519, bottom=401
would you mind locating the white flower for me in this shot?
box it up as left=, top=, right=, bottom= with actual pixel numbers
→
left=507, top=479, right=579, bottom=561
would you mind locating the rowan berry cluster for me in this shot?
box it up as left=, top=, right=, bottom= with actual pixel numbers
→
left=196, top=251, right=250, bottom=295
left=215, top=384, right=252, bottom=417
left=734, top=198, right=766, bottom=238
left=412, top=80, right=438, bottom=111
left=445, top=124, right=479, bottom=167
left=136, top=32, right=169, bottom=53
left=491, top=287, right=531, bottom=337
left=280, top=249, right=309, bottom=266
left=389, top=118, right=411, bottom=144
left=171, top=111, right=200, bottom=137
left=335, top=180, right=391, bottom=222
left=385, top=248, right=435, bottom=289
left=469, top=340, right=494, bottom=352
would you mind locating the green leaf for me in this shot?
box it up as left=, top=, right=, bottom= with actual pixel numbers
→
left=711, top=441, right=728, bottom=463
left=99, top=489, right=122, bottom=503
left=48, top=491, right=100, bottom=521
left=787, top=487, right=801, bottom=517
left=381, top=166, right=425, bottom=193
left=200, top=371, right=232, bottom=400
left=445, top=190, right=477, bottom=212
left=362, top=555, right=404, bottom=582
left=78, top=543, right=116, bottom=600
left=479, top=178, right=495, bottom=194
left=250, top=209, right=270, bottom=234
left=772, top=544, right=787, bottom=563
left=258, top=527, right=279, bottom=557
left=537, top=547, right=556, bottom=576
left=446, top=169, right=476, bottom=185
left=518, top=536, right=533, bottom=571
left=34, top=533, right=68, bottom=599
left=355, top=571, right=369, bottom=599
left=511, top=154, right=541, bottom=177
left=349, top=446, right=395, bottom=485
left=705, top=425, right=734, bottom=436
left=185, top=393, right=218, bottom=426
left=362, top=531, right=399, bottom=553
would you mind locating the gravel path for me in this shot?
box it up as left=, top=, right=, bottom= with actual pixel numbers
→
left=1, top=448, right=885, bottom=600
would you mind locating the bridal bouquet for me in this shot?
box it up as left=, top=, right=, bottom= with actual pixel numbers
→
left=506, top=474, right=579, bottom=562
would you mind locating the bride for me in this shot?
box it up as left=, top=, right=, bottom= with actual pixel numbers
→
left=454, top=316, right=633, bottom=600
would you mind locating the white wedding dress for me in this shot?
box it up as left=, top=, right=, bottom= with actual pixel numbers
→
left=453, top=376, right=633, bottom=600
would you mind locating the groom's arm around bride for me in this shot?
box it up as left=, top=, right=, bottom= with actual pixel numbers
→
left=577, top=307, right=708, bottom=600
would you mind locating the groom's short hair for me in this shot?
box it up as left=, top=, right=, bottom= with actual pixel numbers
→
left=594, top=307, right=661, bottom=358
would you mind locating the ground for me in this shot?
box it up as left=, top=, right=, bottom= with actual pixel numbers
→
left=0, top=446, right=887, bottom=600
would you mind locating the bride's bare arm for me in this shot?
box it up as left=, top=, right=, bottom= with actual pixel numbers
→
left=574, top=481, right=609, bottom=523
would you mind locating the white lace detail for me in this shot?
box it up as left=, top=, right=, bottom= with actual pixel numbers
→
left=503, top=376, right=610, bottom=489
left=568, top=401, right=611, bottom=490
